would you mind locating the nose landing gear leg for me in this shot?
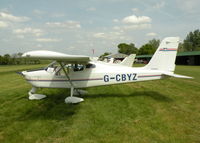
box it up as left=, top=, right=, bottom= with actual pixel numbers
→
left=28, top=87, right=46, bottom=100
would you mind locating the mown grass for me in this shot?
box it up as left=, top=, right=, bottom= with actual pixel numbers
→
left=0, top=64, right=199, bottom=143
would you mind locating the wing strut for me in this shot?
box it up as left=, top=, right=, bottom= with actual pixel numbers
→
left=59, top=62, right=74, bottom=87
left=59, top=62, right=84, bottom=103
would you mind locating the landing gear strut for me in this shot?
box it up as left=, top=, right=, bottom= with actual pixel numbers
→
left=65, top=87, right=84, bottom=104
left=28, top=87, right=46, bottom=100
left=59, top=62, right=85, bottom=104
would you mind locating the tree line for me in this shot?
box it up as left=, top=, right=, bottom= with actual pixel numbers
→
left=0, top=53, right=40, bottom=65
left=101, top=29, right=200, bottom=57
left=1, top=29, right=200, bottom=65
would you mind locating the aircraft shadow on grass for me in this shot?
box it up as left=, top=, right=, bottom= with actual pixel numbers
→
left=84, top=91, right=173, bottom=102
left=17, top=89, right=172, bottom=121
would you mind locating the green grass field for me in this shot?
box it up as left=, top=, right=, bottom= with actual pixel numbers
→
left=0, top=64, right=200, bottom=143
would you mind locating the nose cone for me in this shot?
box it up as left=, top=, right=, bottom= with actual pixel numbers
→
left=22, top=71, right=28, bottom=76
left=16, top=71, right=28, bottom=76
left=16, top=71, right=24, bottom=76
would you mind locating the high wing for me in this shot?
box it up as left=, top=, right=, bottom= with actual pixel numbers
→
left=22, top=50, right=90, bottom=64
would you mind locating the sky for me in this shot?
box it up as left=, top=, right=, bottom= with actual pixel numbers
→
left=0, top=0, right=200, bottom=56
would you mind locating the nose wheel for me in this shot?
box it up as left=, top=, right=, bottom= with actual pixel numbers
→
left=65, top=87, right=84, bottom=104
left=28, top=87, right=46, bottom=100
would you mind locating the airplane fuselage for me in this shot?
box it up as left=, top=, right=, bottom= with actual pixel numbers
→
left=22, top=61, right=165, bottom=89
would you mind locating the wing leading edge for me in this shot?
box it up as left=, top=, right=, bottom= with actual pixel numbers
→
left=22, top=50, right=90, bottom=63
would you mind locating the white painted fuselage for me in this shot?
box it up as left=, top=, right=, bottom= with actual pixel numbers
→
left=22, top=61, right=164, bottom=89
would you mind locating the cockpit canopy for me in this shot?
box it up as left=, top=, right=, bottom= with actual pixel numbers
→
left=45, top=61, right=96, bottom=75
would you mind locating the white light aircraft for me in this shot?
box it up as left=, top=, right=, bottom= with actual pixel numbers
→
left=20, top=37, right=192, bottom=103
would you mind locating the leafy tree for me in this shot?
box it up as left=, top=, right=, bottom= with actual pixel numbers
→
left=12, top=52, right=23, bottom=64
left=99, top=52, right=111, bottom=60
left=0, top=53, right=41, bottom=65
left=100, top=52, right=111, bottom=57
left=0, top=55, right=2, bottom=64
left=138, top=39, right=160, bottom=55
left=148, top=39, right=160, bottom=50
left=118, top=43, right=138, bottom=55
left=3, top=54, right=11, bottom=65
left=183, top=29, right=200, bottom=51
left=138, top=44, right=155, bottom=55
left=178, top=43, right=184, bottom=52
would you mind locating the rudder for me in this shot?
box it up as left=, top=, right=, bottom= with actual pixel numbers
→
left=144, top=37, right=180, bottom=72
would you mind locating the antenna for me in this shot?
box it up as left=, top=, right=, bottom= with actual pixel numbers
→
left=92, top=49, right=95, bottom=55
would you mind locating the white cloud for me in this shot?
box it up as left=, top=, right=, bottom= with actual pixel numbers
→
left=33, top=9, right=46, bottom=15
left=110, top=32, right=121, bottom=36
left=176, top=0, right=199, bottom=14
left=86, top=7, right=96, bottom=11
left=112, top=27, right=124, bottom=33
left=33, top=10, right=65, bottom=18
left=50, top=13, right=65, bottom=18
left=113, top=24, right=151, bottom=31
left=36, top=44, right=42, bottom=48
left=46, top=21, right=81, bottom=29
left=113, top=26, right=121, bottom=30
left=132, top=8, right=139, bottom=13
left=123, top=24, right=151, bottom=30
left=113, top=19, right=119, bottom=23
left=0, top=12, right=30, bottom=22
left=13, top=27, right=43, bottom=37
left=93, top=32, right=122, bottom=40
left=146, top=32, right=157, bottom=36
left=0, top=21, right=8, bottom=28
left=153, top=1, right=165, bottom=9
left=36, top=38, right=61, bottom=42
left=1, top=8, right=10, bottom=13
left=122, top=14, right=151, bottom=24
left=68, top=46, right=76, bottom=50
left=16, top=35, right=25, bottom=39
left=93, top=32, right=106, bottom=38
left=116, top=14, right=152, bottom=31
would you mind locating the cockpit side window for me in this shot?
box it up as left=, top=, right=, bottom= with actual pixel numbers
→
left=86, top=64, right=96, bottom=68
left=56, top=64, right=85, bottom=75
left=46, top=61, right=60, bottom=73
left=55, top=65, right=68, bottom=76
left=73, top=64, right=84, bottom=72
left=46, top=61, right=88, bottom=76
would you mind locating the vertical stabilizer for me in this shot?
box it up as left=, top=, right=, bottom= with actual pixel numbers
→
left=120, top=54, right=136, bottom=67
left=144, top=37, right=180, bottom=72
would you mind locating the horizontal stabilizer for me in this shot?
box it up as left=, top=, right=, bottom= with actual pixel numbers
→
left=162, top=72, right=193, bottom=79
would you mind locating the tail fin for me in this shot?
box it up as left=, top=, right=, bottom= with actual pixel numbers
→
left=108, top=58, right=114, bottom=64
left=120, top=54, right=136, bottom=67
left=144, top=37, right=180, bottom=72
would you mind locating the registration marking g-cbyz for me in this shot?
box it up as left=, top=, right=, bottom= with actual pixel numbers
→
left=103, top=73, right=137, bottom=82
